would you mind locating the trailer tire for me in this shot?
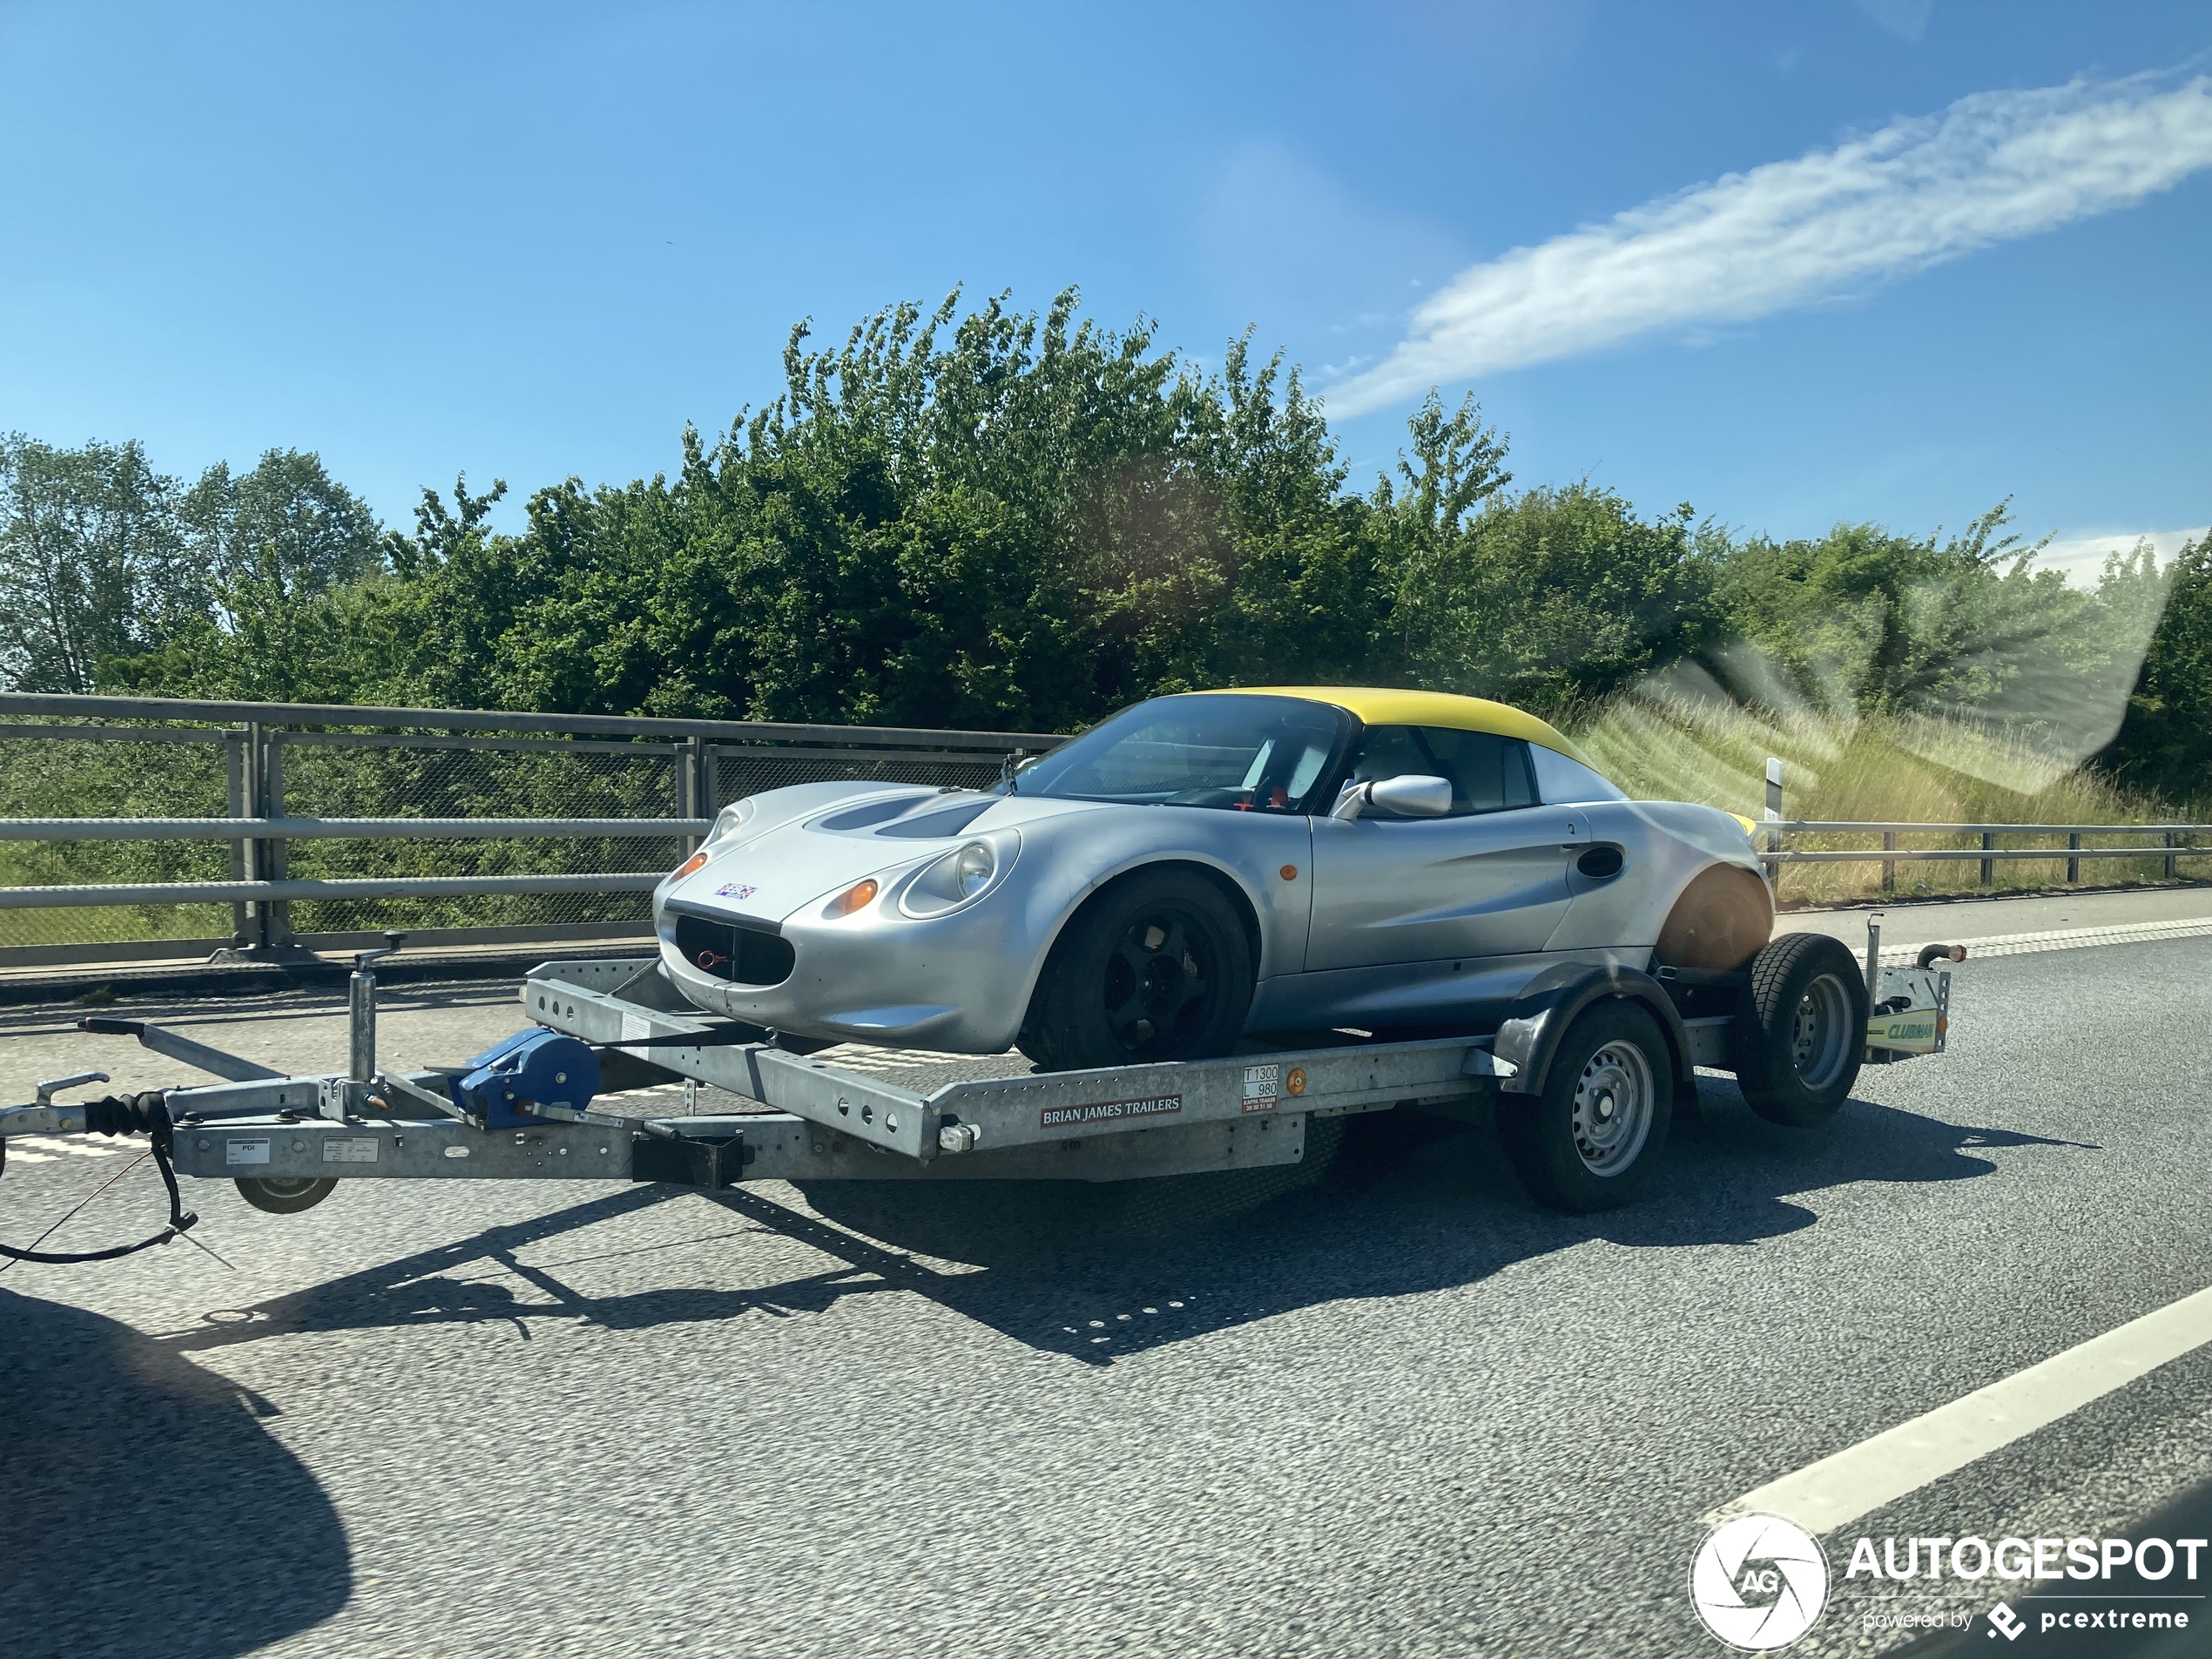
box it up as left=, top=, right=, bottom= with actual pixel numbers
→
left=1731, top=933, right=1866, bottom=1127
left=234, top=1176, right=337, bottom=1215
left=1497, top=1001, right=1673, bottom=1213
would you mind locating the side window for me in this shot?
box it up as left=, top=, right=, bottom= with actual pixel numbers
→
left=1346, top=726, right=1537, bottom=817
left=1348, top=725, right=1430, bottom=790
left=1527, top=745, right=1629, bottom=804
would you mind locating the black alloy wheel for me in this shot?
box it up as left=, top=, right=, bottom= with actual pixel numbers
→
left=1020, top=869, right=1255, bottom=1071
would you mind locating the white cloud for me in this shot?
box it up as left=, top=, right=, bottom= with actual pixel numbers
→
left=2035, top=526, right=2208, bottom=586
left=1324, top=72, right=2212, bottom=417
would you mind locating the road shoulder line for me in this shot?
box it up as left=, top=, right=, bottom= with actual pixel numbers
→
left=1704, top=1283, right=2212, bottom=1534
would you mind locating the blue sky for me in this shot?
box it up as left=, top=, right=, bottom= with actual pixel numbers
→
left=2, top=1, right=2206, bottom=577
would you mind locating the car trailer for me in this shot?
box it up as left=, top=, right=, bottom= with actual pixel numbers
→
left=0, top=921, right=1962, bottom=1260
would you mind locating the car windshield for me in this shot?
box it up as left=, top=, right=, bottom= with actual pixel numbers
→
left=1008, top=694, right=1351, bottom=813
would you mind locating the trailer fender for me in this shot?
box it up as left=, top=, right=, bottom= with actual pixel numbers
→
left=1493, top=962, right=1695, bottom=1097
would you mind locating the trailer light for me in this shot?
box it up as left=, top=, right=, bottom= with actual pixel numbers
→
left=826, top=879, right=880, bottom=918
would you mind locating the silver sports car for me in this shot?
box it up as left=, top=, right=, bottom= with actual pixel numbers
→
left=651, top=685, right=1797, bottom=1053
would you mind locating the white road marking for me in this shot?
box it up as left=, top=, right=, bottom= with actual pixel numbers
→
left=11, top=1137, right=127, bottom=1157
left=1705, top=1283, right=2212, bottom=1534
left=1878, top=916, right=2212, bottom=965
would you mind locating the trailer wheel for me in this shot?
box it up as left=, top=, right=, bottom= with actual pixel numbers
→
left=1019, top=869, right=1254, bottom=1071
left=1731, top=933, right=1866, bottom=1127
left=1498, top=1001, right=1673, bottom=1212
left=234, top=1176, right=337, bottom=1215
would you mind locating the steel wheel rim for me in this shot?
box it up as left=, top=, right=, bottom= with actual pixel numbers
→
left=251, top=1177, right=322, bottom=1198
left=1099, top=906, right=1218, bottom=1056
left=1571, top=1040, right=1654, bottom=1176
left=1790, top=972, right=1854, bottom=1089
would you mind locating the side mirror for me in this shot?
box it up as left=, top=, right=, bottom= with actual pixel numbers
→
left=1332, top=774, right=1453, bottom=820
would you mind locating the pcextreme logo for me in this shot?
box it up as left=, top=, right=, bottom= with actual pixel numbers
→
left=1690, top=1514, right=1831, bottom=1651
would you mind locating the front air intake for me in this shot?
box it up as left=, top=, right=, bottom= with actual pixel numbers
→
left=673, top=912, right=795, bottom=987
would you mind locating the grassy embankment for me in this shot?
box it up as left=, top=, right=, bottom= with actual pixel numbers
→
left=1567, top=691, right=2207, bottom=907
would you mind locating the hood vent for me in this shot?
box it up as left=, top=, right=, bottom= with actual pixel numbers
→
left=876, top=799, right=995, bottom=840
left=819, top=795, right=931, bottom=832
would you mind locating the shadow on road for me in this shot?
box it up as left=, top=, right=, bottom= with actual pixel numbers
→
left=0, top=1288, right=350, bottom=1659
left=145, top=1084, right=2093, bottom=1369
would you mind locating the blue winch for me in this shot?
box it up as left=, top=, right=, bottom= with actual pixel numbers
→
left=453, top=1028, right=601, bottom=1128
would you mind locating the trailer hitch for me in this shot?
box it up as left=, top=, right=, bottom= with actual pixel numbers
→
left=0, top=1082, right=199, bottom=1265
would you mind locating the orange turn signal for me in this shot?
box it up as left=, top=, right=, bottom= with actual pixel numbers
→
left=1279, top=864, right=1298, bottom=880
left=671, top=850, right=710, bottom=881
left=827, top=878, right=880, bottom=918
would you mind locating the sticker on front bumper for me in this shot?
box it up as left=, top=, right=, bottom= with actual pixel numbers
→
left=715, top=882, right=757, bottom=900
left=1040, top=1095, right=1183, bottom=1130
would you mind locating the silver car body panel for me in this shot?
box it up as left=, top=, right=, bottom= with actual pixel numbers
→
left=652, top=749, right=1766, bottom=1054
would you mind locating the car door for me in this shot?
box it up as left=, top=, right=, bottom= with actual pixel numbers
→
left=1305, top=725, right=1584, bottom=971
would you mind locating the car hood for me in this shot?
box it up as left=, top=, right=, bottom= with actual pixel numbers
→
left=662, top=785, right=1102, bottom=926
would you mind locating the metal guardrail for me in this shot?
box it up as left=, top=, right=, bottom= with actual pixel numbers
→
left=1759, top=821, right=2212, bottom=887
left=2, top=698, right=2202, bottom=969
left=0, top=693, right=1059, bottom=968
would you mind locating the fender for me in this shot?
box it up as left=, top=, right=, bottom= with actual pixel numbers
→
left=1492, top=961, right=1694, bottom=1097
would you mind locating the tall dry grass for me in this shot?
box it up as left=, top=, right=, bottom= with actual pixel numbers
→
left=1562, top=688, right=2206, bottom=906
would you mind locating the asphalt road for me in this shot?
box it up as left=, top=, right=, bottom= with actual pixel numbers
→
left=4, top=934, right=2211, bottom=1659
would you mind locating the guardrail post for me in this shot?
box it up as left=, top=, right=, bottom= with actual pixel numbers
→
left=682, top=736, right=706, bottom=853
left=1979, top=830, right=1994, bottom=887
left=1764, top=757, right=1783, bottom=822
left=244, top=721, right=269, bottom=948
left=2067, top=831, right=2080, bottom=885
left=1881, top=829, right=1895, bottom=894
left=265, top=732, right=292, bottom=946
left=2167, top=829, right=2178, bottom=880
left=225, top=728, right=250, bottom=945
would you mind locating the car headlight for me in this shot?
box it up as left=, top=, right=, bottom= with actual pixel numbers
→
left=706, top=797, right=759, bottom=844
left=900, top=837, right=1013, bottom=918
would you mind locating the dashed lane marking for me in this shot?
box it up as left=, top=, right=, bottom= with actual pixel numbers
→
left=1877, top=915, right=2212, bottom=965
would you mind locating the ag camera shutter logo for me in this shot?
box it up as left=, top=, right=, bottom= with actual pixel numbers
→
left=1690, top=1514, right=1830, bottom=1650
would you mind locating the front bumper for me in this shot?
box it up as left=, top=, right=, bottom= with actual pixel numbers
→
left=654, top=883, right=1049, bottom=1053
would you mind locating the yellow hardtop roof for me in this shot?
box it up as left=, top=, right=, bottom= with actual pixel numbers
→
left=1199, top=686, right=1591, bottom=764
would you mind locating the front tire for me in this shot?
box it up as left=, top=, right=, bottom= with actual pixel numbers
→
left=1018, top=869, right=1255, bottom=1072
left=1730, top=932, right=1867, bottom=1126
left=1498, top=1001, right=1674, bottom=1212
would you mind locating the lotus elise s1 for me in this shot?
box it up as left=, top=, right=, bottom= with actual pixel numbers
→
left=651, top=687, right=1801, bottom=1082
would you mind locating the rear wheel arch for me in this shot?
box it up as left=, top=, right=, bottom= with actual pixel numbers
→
left=1652, top=861, right=1773, bottom=973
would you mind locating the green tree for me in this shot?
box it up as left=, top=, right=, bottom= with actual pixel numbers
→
left=0, top=434, right=191, bottom=691
left=2101, top=532, right=2212, bottom=799
left=183, top=448, right=382, bottom=605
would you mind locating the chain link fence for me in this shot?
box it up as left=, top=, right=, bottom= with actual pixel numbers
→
left=0, top=695, right=1052, bottom=967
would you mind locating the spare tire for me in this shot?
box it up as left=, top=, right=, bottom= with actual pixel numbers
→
left=1730, top=932, right=1867, bottom=1127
